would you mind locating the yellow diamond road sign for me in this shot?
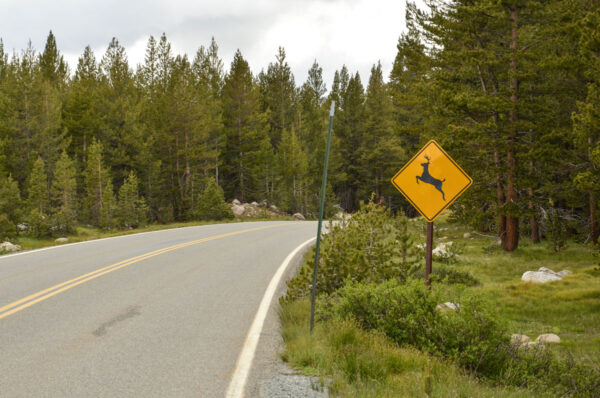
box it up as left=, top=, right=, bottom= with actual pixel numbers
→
left=391, top=140, right=472, bottom=222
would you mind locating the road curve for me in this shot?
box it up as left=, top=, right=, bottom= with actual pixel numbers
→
left=0, top=221, right=316, bottom=397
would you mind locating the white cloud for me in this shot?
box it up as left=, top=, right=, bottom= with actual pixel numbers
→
left=1, top=0, right=406, bottom=88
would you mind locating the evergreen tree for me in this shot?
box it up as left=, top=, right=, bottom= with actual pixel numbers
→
left=84, top=140, right=111, bottom=225
left=0, top=174, right=21, bottom=223
left=26, top=156, right=49, bottom=215
left=100, top=178, right=116, bottom=229
left=118, top=170, right=147, bottom=228
left=221, top=50, right=269, bottom=201
left=277, top=128, right=308, bottom=213
left=196, top=178, right=233, bottom=221
left=51, top=151, right=77, bottom=233
left=258, top=47, right=297, bottom=146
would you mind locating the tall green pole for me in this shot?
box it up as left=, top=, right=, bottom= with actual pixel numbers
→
left=310, top=101, right=335, bottom=332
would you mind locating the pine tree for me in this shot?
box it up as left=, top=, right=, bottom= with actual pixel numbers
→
left=258, top=47, right=297, bottom=146
left=221, top=50, right=270, bottom=201
left=100, top=178, right=116, bottom=229
left=118, top=170, right=147, bottom=228
left=38, top=31, right=67, bottom=85
left=51, top=151, right=77, bottom=233
left=360, top=62, right=404, bottom=204
left=0, top=174, right=21, bottom=223
left=26, top=156, right=49, bottom=215
left=84, top=140, right=111, bottom=225
left=196, top=177, right=232, bottom=221
left=277, top=128, right=308, bottom=213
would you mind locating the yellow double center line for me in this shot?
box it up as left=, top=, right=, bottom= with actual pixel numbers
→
left=0, top=225, right=281, bottom=321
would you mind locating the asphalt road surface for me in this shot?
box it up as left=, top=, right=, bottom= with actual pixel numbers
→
left=0, top=221, right=317, bottom=397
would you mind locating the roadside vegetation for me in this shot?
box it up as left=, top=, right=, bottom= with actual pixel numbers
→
left=280, top=202, right=600, bottom=397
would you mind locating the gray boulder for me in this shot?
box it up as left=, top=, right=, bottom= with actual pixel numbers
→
left=232, top=199, right=241, bottom=206
left=463, top=232, right=472, bottom=239
left=511, top=334, right=531, bottom=345
left=558, top=270, right=572, bottom=277
left=535, top=333, right=561, bottom=344
left=436, top=302, right=460, bottom=312
left=55, top=237, right=69, bottom=243
left=231, top=204, right=245, bottom=216
left=0, top=241, right=22, bottom=253
left=521, top=271, right=562, bottom=283
left=293, top=213, right=305, bottom=220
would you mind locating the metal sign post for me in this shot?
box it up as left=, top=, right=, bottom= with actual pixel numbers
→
left=425, top=222, right=433, bottom=286
left=310, top=101, right=335, bottom=332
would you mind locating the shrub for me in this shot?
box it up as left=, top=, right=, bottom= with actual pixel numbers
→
left=319, top=279, right=509, bottom=375
left=196, top=178, right=233, bottom=221
left=318, top=279, right=600, bottom=396
left=283, top=201, right=419, bottom=301
left=26, top=209, right=51, bottom=238
left=0, top=214, right=16, bottom=240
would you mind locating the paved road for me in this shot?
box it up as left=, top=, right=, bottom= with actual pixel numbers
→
left=0, top=221, right=316, bottom=397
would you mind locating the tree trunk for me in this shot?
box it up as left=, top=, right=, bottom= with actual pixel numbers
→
left=591, top=192, right=599, bottom=245
left=505, top=5, right=520, bottom=252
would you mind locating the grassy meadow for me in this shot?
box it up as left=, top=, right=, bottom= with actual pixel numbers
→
left=280, top=214, right=600, bottom=397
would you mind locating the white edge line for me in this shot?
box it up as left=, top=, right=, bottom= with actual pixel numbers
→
left=225, top=236, right=316, bottom=398
left=0, top=221, right=293, bottom=260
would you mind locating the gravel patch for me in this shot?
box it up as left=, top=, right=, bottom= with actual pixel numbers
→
left=259, top=363, right=328, bottom=397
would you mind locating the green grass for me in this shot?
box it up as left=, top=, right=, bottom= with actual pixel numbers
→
left=280, top=214, right=600, bottom=396
left=281, top=299, right=545, bottom=397
left=6, top=215, right=293, bottom=252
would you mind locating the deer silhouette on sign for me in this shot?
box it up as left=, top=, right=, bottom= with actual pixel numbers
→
left=416, top=155, right=446, bottom=201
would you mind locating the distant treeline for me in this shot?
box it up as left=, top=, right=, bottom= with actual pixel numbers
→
left=1, top=0, right=599, bottom=250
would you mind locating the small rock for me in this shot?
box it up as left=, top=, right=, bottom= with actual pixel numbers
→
left=535, top=334, right=560, bottom=344
left=269, top=205, right=279, bottom=212
left=17, top=223, right=28, bottom=232
left=521, top=271, right=562, bottom=283
left=293, top=213, right=305, bottom=220
left=0, top=241, right=22, bottom=253
left=55, top=237, right=69, bottom=243
left=511, top=334, right=531, bottom=345
left=436, top=302, right=460, bottom=312
left=538, top=267, right=560, bottom=276
left=250, top=201, right=259, bottom=206
left=463, top=232, right=472, bottom=239
left=232, top=199, right=241, bottom=206
left=231, top=204, right=245, bottom=216
left=259, top=200, right=268, bottom=207
left=558, top=270, right=572, bottom=277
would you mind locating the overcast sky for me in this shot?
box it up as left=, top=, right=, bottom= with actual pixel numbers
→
left=0, top=0, right=406, bottom=89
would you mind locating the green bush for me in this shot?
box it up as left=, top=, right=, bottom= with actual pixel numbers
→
left=50, top=209, right=76, bottom=236
left=318, top=279, right=600, bottom=396
left=284, top=201, right=419, bottom=302
left=196, top=178, right=233, bottom=221
left=0, top=214, right=16, bottom=240
left=26, top=209, right=51, bottom=238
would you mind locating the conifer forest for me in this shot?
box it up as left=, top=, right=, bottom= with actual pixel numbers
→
left=1, top=0, right=600, bottom=252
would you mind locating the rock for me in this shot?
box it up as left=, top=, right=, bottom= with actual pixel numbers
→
left=436, top=302, right=460, bottom=312
left=535, top=333, right=561, bottom=344
left=259, top=200, right=268, bottom=207
left=293, top=213, right=305, bottom=220
left=511, top=334, right=531, bottom=345
left=232, top=199, right=241, bottom=206
left=463, top=232, right=472, bottom=239
left=250, top=201, right=259, bottom=206
left=538, top=267, right=560, bottom=275
left=0, top=241, right=22, bottom=253
left=17, top=223, right=28, bottom=232
left=521, top=271, right=563, bottom=283
left=269, top=205, right=279, bottom=212
left=55, top=237, right=69, bottom=243
left=231, top=204, right=245, bottom=216
left=558, top=270, right=572, bottom=277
